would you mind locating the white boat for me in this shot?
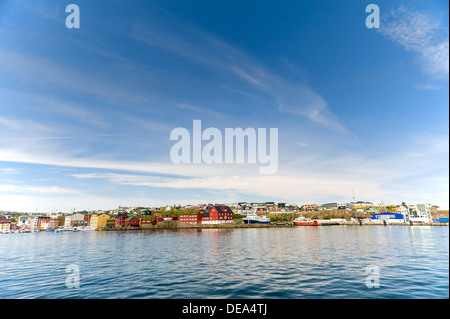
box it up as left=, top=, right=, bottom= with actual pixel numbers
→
left=72, top=226, right=95, bottom=232
left=55, top=226, right=73, bottom=232
left=243, top=213, right=271, bottom=224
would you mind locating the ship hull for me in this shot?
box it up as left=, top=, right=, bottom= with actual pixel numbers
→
left=243, top=219, right=270, bottom=224
left=293, top=221, right=319, bottom=226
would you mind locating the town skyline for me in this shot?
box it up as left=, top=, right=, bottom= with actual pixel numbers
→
left=0, top=199, right=444, bottom=215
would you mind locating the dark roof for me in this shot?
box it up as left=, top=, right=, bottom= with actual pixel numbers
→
left=208, top=206, right=233, bottom=213
left=214, top=206, right=224, bottom=213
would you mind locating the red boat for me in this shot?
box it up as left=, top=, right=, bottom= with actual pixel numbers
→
left=293, top=217, right=319, bottom=226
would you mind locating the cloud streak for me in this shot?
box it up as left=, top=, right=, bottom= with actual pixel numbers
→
left=130, top=21, right=348, bottom=133
left=378, top=5, right=449, bottom=77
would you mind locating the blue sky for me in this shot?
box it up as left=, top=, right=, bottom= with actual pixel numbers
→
left=0, top=0, right=448, bottom=212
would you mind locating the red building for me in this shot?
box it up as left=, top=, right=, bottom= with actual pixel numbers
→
left=201, top=206, right=233, bottom=224
left=115, top=213, right=128, bottom=227
left=178, top=211, right=204, bottom=224
left=123, top=215, right=140, bottom=227
left=178, top=206, right=234, bottom=224
left=141, top=218, right=159, bottom=226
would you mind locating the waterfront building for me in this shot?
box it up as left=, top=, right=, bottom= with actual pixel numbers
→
left=438, top=217, right=449, bottom=223
left=178, top=211, right=204, bottom=224
left=16, top=215, right=30, bottom=228
left=90, top=214, right=99, bottom=229
left=29, top=216, right=50, bottom=230
left=49, top=218, right=64, bottom=229
left=39, top=217, right=51, bottom=230
left=201, top=206, right=233, bottom=224
left=123, top=215, right=140, bottom=227
left=64, top=214, right=72, bottom=227
left=401, top=203, right=431, bottom=223
left=370, top=212, right=405, bottom=223
left=115, top=213, right=129, bottom=227
left=29, top=216, right=39, bottom=230
left=106, top=217, right=116, bottom=229
left=0, top=219, right=11, bottom=232
left=141, top=215, right=164, bottom=226
left=90, top=214, right=110, bottom=229
left=98, top=214, right=110, bottom=229
left=71, top=213, right=88, bottom=227
left=178, top=206, right=234, bottom=224
left=84, top=213, right=92, bottom=224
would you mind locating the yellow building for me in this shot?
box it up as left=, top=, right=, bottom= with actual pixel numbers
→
left=90, top=214, right=110, bottom=229
left=0, top=220, right=11, bottom=232
left=40, top=219, right=50, bottom=230
left=303, top=204, right=318, bottom=211
left=90, top=214, right=98, bottom=229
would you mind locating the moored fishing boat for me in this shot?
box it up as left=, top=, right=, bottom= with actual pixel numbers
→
left=293, top=216, right=318, bottom=226
left=243, top=213, right=270, bottom=224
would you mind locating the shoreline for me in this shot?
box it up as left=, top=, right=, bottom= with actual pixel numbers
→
left=2, top=221, right=447, bottom=234
left=104, top=221, right=449, bottom=231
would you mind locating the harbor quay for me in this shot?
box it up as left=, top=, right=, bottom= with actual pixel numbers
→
left=0, top=201, right=448, bottom=234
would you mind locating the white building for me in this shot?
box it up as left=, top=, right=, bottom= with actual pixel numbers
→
left=64, top=214, right=72, bottom=227
left=71, top=213, right=87, bottom=226
left=17, top=215, right=30, bottom=228
left=401, top=203, right=431, bottom=223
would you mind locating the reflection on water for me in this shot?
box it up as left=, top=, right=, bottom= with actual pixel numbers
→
left=0, top=226, right=448, bottom=299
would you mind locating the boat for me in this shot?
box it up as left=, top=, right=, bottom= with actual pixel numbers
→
left=243, top=213, right=271, bottom=224
left=72, top=226, right=95, bottom=231
left=293, top=216, right=318, bottom=226
left=75, top=226, right=95, bottom=231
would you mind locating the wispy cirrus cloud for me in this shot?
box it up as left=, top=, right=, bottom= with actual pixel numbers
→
left=172, top=103, right=224, bottom=117
left=378, top=5, right=449, bottom=77
left=0, top=47, right=152, bottom=105
left=130, top=21, right=349, bottom=133
left=0, top=184, right=80, bottom=195
left=413, top=83, right=443, bottom=90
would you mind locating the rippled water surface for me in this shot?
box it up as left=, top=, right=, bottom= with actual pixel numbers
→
left=0, top=226, right=448, bottom=299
